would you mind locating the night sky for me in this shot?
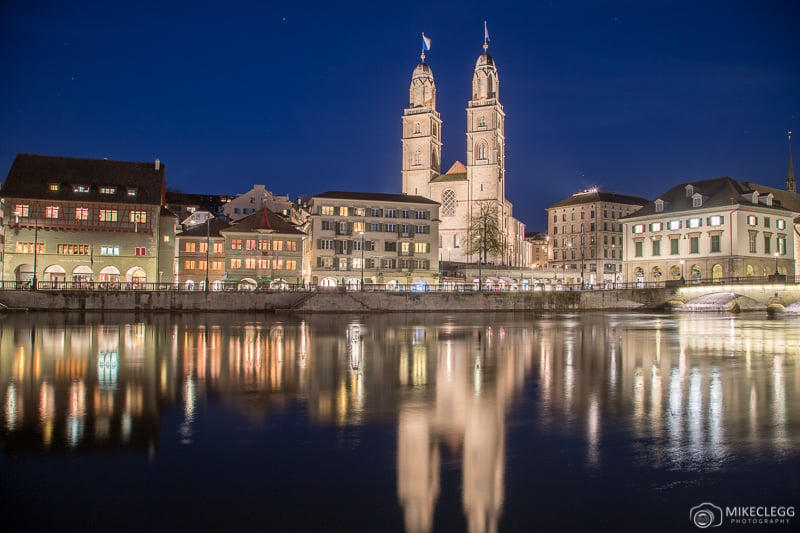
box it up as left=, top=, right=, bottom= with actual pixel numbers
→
left=1, top=0, right=798, bottom=230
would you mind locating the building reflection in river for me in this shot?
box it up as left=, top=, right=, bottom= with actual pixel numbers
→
left=1, top=312, right=798, bottom=532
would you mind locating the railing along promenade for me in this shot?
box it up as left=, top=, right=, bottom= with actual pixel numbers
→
left=1, top=274, right=795, bottom=294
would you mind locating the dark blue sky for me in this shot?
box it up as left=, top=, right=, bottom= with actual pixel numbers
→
left=1, top=0, right=798, bottom=230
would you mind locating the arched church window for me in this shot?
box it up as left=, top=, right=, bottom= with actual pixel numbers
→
left=414, top=122, right=421, bottom=134
left=413, top=149, right=422, bottom=166
left=477, top=142, right=488, bottom=161
left=431, top=147, right=439, bottom=170
left=432, top=123, right=437, bottom=138
left=442, top=189, right=456, bottom=217
left=487, top=74, right=495, bottom=98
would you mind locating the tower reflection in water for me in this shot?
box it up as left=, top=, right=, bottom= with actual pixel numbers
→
left=1, top=313, right=797, bottom=533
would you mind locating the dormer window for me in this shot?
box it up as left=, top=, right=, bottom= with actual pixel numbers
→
left=692, top=193, right=703, bottom=208
left=760, top=193, right=773, bottom=207
left=751, top=191, right=759, bottom=204
left=48, top=183, right=59, bottom=192
left=99, top=186, right=116, bottom=194
left=127, top=187, right=137, bottom=197
left=73, top=184, right=90, bottom=193
left=685, top=184, right=694, bottom=197
left=654, top=199, right=664, bottom=213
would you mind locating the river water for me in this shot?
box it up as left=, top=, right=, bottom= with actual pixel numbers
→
left=1, top=311, right=798, bottom=532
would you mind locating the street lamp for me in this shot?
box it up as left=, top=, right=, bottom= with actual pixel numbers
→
left=680, top=259, right=685, bottom=283
left=774, top=251, right=779, bottom=275
left=359, top=230, right=365, bottom=291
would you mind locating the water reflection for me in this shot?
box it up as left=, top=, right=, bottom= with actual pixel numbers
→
left=1, top=312, right=798, bottom=531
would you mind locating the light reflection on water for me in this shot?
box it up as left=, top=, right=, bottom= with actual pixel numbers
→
left=0, top=311, right=798, bottom=531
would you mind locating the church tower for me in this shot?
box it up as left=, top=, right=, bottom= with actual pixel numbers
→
left=466, top=38, right=506, bottom=260
left=402, top=53, right=442, bottom=197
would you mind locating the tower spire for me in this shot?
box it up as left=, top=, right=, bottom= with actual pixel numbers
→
left=788, top=130, right=796, bottom=193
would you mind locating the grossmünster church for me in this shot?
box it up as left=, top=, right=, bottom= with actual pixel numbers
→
left=401, top=37, right=527, bottom=267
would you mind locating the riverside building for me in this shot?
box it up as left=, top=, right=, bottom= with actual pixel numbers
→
left=621, top=177, right=800, bottom=284
left=309, top=191, right=440, bottom=290
left=547, top=189, right=648, bottom=286
left=175, top=207, right=307, bottom=290
left=0, top=154, right=176, bottom=286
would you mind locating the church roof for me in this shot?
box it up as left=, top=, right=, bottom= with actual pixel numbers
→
left=476, top=52, right=495, bottom=69
left=431, top=161, right=468, bottom=183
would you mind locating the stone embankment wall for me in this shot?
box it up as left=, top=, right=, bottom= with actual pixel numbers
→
left=0, top=288, right=667, bottom=313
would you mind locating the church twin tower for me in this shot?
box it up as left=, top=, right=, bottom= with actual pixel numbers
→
left=402, top=40, right=520, bottom=266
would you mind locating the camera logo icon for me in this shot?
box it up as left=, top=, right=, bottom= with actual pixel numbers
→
left=690, top=502, right=723, bottom=528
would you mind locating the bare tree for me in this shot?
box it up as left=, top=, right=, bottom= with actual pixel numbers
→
left=465, top=201, right=506, bottom=265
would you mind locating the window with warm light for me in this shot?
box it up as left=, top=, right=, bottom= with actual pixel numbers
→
left=45, top=206, right=59, bottom=218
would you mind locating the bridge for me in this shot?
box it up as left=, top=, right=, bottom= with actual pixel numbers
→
left=666, top=279, right=800, bottom=313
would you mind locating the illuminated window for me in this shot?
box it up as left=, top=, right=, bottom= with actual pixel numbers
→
left=274, top=240, right=284, bottom=251
left=99, top=186, right=116, bottom=194
left=185, top=242, right=196, bottom=252
left=199, top=242, right=208, bottom=253
left=230, top=258, right=242, bottom=269
left=135, top=247, right=146, bottom=256
left=49, top=183, right=59, bottom=192
left=286, top=260, right=297, bottom=270
left=414, top=242, right=429, bottom=253
left=707, top=216, right=723, bottom=227
left=746, top=215, right=758, bottom=226
left=16, top=242, right=45, bottom=253
left=45, top=206, right=59, bottom=218
left=776, top=219, right=786, bottom=230
left=231, top=239, right=242, bottom=250
left=340, top=206, right=349, bottom=216
left=320, top=205, right=334, bottom=216
left=353, top=221, right=365, bottom=233
left=213, top=242, right=224, bottom=254
left=245, top=239, right=256, bottom=251
left=211, top=260, right=224, bottom=270
left=99, top=209, right=118, bottom=222
left=73, top=185, right=90, bottom=193
left=667, top=220, right=681, bottom=230
left=130, top=211, right=147, bottom=223
left=127, top=188, right=137, bottom=197
left=75, top=207, right=89, bottom=220
left=100, top=246, right=120, bottom=256
left=649, top=222, right=662, bottom=232
left=184, top=260, right=196, bottom=269
left=687, top=218, right=702, bottom=228
left=15, top=204, right=30, bottom=217
left=245, top=258, right=256, bottom=269
left=632, top=224, right=644, bottom=234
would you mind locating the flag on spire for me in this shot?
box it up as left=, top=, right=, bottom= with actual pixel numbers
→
left=422, top=32, right=431, bottom=51
left=484, top=21, right=490, bottom=43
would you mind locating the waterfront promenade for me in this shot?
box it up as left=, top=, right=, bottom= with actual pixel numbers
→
left=1, top=279, right=799, bottom=313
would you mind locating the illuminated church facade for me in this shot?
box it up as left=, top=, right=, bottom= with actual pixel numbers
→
left=401, top=41, right=527, bottom=267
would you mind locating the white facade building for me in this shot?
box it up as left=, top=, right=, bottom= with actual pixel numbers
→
left=622, top=178, right=799, bottom=284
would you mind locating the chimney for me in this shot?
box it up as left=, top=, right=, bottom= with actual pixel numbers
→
left=155, top=158, right=160, bottom=170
